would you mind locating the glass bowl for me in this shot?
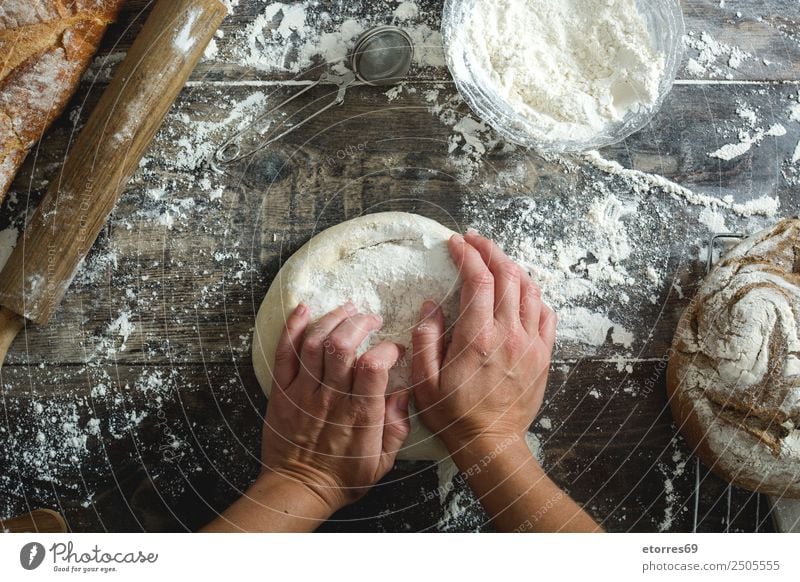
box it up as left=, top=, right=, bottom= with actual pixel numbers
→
left=441, top=0, right=685, bottom=154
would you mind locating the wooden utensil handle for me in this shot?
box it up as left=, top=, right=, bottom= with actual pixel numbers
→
left=0, top=509, right=68, bottom=533
left=0, top=0, right=227, bottom=325
left=0, top=307, right=24, bottom=367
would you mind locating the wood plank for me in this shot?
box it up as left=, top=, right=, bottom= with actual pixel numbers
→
left=0, top=362, right=773, bottom=532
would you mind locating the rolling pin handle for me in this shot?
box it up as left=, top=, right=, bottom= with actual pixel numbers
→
left=0, top=307, right=24, bottom=369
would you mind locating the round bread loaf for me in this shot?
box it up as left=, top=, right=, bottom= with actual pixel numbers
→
left=667, top=218, right=800, bottom=498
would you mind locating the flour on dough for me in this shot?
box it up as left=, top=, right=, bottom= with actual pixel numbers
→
left=252, top=212, right=463, bottom=461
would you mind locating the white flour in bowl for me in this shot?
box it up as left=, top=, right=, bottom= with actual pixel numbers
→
left=457, top=0, right=666, bottom=142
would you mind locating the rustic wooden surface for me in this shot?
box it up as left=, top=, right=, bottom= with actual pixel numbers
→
left=1, top=0, right=798, bottom=532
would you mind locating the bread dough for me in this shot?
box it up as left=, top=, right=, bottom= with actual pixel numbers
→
left=667, top=218, right=800, bottom=498
left=252, top=212, right=463, bottom=461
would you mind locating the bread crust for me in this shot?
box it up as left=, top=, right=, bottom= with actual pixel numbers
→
left=0, top=0, right=125, bottom=202
left=667, top=218, right=800, bottom=498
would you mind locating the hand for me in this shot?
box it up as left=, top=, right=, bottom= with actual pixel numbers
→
left=411, top=231, right=557, bottom=451
left=260, top=302, right=411, bottom=516
left=407, top=232, right=599, bottom=533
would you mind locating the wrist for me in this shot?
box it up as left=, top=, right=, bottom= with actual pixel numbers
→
left=440, top=423, right=521, bottom=456
left=251, top=470, right=339, bottom=523
left=445, top=431, right=539, bottom=475
left=201, top=470, right=338, bottom=532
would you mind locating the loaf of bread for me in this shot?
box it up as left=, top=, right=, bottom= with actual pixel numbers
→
left=667, top=218, right=800, bottom=498
left=0, top=0, right=125, bottom=204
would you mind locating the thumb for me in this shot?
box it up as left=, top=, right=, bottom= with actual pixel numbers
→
left=380, top=390, right=411, bottom=472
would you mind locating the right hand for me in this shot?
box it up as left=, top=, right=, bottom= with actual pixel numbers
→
left=411, top=231, right=557, bottom=451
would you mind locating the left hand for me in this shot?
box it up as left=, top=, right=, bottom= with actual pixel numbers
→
left=259, top=302, right=412, bottom=516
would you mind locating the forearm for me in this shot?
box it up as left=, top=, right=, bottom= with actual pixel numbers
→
left=200, top=472, right=334, bottom=533
left=448, top=435, right=602, bottom=533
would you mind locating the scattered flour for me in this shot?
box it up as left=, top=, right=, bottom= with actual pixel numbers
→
left=202, top=37, right=219, bottom=61
left=108, top=311, right=136, bottom=352
left=783, top=96, right=800, bottom=182
left=82, top=51, right=127, bottom=83
left=220, top=0, right=239, bottom=14
left=789, top=102, right=800, bottom=124
left=708, top=116, right=788, bottom=162
left=558, top=308, right=634, bottom=348
left=0, top=364, right=180, bottom=508
left=436, top=432, right=543, bottom=531
left=419, top=85, right=508, bottom=181
left=173, top=7, right=202, bottom=53
left=708, top=140, right=753, bottom=161
left=583, top=150, right=780, bottom=218
left=656, top=445, right=688, bottom=532
left=394, top=1, right=420, bottom=21
left=699, top=207, right=728, bottom=232
left=684, top=31, right=752, bottom=79
left=415, top=79, right=783, bottom=357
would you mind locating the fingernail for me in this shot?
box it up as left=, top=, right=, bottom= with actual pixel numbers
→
left=343, top=302, right=357, bottom=315
left=373, top=314, right=383, bottom=326
left=295, top=303, right=307, bottom=316
left=452, top=234, right=465, bottom=245
left=466, top=227, right=480, bottom=236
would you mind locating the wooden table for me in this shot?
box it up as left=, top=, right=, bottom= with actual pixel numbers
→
left=1, top=0, right=797, bottom=532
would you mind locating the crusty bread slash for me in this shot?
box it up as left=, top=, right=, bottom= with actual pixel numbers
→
left=0, top=1, right=125, bottom=203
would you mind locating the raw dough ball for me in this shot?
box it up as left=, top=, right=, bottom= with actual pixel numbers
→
left=252, top=212, right=463, bottom=461
left=667, top=218, right=800, bottom=497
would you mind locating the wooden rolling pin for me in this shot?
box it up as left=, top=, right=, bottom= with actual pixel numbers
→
left=1, top=509, right=67, bottom=533
left=0, top=0, right=227, bottom=368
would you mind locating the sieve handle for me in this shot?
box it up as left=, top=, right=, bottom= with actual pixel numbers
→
left=212, top=71, right=357, bottom=169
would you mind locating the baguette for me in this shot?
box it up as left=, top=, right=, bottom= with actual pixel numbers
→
left=0, top=0, right=125, bottom=204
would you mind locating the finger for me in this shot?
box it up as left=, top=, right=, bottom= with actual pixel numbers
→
left=518, top=266, right=543, bottom=335
left=323, top=313, right=383, bottom=391
left=411, top=301, right=445, bottom=394
left=539, top=302, right=558, bottom=352
left=297, top=303, right=357, bottom=386
left=464, top=231, right=521, bottom=326
left=380, top=389, right=411, bottom=472
left=271, top=303, right=311, bottom=391
left=352, top=341, right=404, bottom=397
left=448, top=234, right=494, bottom=334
